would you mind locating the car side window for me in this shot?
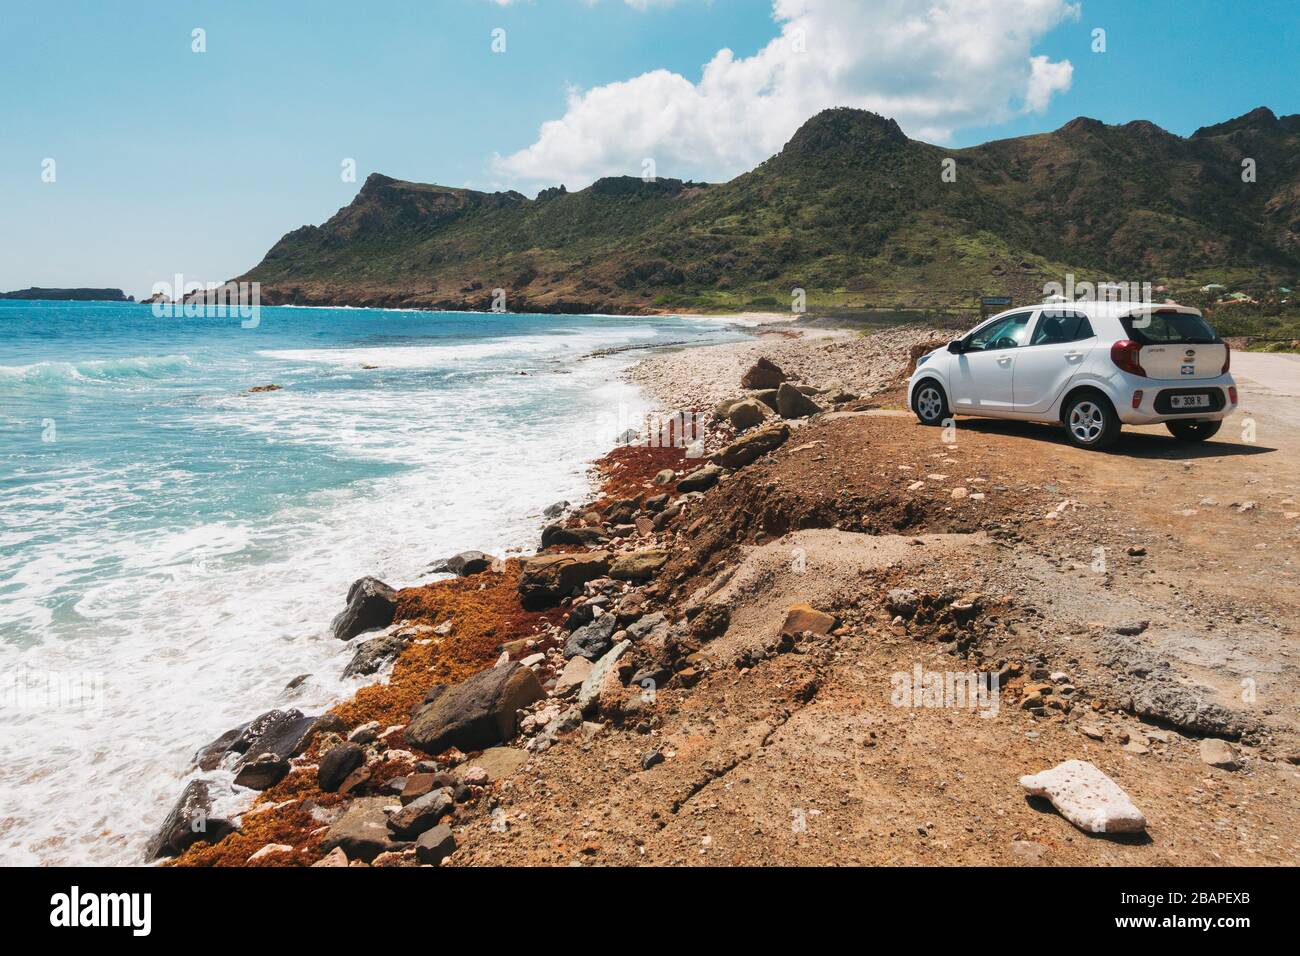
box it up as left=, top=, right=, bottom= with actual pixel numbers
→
left=1030, top=311, right=1094, bottom=346
left=966, top=312, right=1031, bottom=351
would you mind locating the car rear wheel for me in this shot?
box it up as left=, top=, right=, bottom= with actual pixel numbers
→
left=1062, top=392, right=1120, bottom=450
left=1166, top=419, right=1221, bottom=442
left=912, top=381, right=949, bottom=426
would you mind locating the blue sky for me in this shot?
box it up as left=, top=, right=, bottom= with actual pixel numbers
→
left=1, top=0, right=1296, bottom=298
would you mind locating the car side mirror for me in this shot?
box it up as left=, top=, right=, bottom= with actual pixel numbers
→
left=947, top=340, right=964, bottom=354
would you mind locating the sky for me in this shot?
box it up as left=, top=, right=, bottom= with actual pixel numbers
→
left=1, top=0, right=1296, bottom=299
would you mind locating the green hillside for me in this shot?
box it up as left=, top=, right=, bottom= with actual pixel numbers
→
left=238, top=106, right=1300, bottom=316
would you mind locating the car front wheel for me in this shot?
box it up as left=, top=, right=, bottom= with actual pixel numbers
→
left=1166, top=419, right=1221, bottom=442
left=1062, top=392, right=1120, bottom=450
left=912, top=381, right=949, bottom=426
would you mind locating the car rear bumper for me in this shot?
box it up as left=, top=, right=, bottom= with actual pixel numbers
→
left=1116, top=376, right=1237, bottom=424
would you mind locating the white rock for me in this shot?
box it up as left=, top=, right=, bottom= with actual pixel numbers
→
left=247, top=843, right=293, bottom=862
left=1019, top=760, right=1146, bottom=834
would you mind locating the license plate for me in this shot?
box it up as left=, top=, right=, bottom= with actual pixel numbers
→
left=1170, top=394, right=1210, bottom=409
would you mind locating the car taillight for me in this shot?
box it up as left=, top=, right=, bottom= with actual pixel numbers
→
left=1222, top=342, right=1231, bottom=374
left=1131, top=390, right=1143, bottom=409
left=1229, top=386, right=1238, bottom=404
left=1110, top=339, right=1146, bottom=376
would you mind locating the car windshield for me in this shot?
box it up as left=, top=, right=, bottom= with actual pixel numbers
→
left=1122, top=311, right=1221, bottom=345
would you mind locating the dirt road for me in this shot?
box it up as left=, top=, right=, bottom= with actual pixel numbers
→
left=450, top=346, right=1300, bottom=867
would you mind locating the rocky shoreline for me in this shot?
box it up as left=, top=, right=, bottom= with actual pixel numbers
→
left=147, top=325, right=944, bottom=866
left=147, top=323, right=1298, bottom=867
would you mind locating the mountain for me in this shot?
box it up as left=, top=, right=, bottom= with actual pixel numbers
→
left=235, top=107, right=1300, bottom=314
left=0, top=288, right=134, bottom=302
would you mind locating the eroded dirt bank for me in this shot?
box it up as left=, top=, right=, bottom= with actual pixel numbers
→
left=163, top=330, right=1300, bottom=867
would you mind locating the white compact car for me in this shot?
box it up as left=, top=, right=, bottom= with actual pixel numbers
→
left=907, top=300, right=1238, bottom=450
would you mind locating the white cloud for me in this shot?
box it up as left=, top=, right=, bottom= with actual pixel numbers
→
left=493, top=0, right=1077, bottom=189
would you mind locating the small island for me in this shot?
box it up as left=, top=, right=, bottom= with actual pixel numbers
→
left=0, top=287, right=134, bottom=302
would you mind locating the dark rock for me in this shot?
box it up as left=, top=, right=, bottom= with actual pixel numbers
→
left=517, top=551, right=611, bottom=608
left=193, top=723, right=250, bottom=771
left=564, top=600, right=598, bottom=632
left=641, top=750, right=664, bottom=771
left=751, top=388, right=779, bottom=411
left=428, top=550, right=493, bottom=576
left=564, top=612, right=618, bottom=660
left=643, top=493, right=670, bottom=512
left=741, top=357, right=787, bottom=389
left=318, top=743, right=366, bottom=792
left=414, top=824, right=457, bottom=865
left=1114, top=620, right=1150, bottom=636
left=233, top=753, right=289, bottom=790
left=603, top=499, right=638, bottom=524
left=236, top=713, right=338, bottom=768
left=332, top=576, right=397, bottom=640
left=776, top=382, right=823, bottom=418
left=677, top=464, right=722, bottom=492
left=341, top=632, right=409, bottom=679
left=405, top=662, right=546, bottom=755
left=388, top=789, right=454, bottom=838
left=542, top=500, right=570, bottom=519
left=144, top=780, right=235, bottom=860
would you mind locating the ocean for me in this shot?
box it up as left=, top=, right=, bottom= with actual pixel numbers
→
left=0, top=299, right=748, bottom=864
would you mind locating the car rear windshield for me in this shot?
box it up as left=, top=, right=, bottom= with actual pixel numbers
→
left=1122, top=311, right=1221, bottom=345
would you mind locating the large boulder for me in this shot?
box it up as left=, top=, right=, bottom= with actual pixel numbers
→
left=332, top=576, right=397, bottom=640
left=776, top=382, right=822, bottom=418
left=727, top=398, right=770, bottom=432
left=517, top=551, right=611, bottom=608
left=718, top=423, right=790, bottom=470
left=144, top=779, right=235, bottom=860
left=741, top=357, right=787, bottom=390
left=321, top=797, right=404, bottom=863
left=405, top=662, right=546, bottom=755
left=609, top=549, right=670, bottom=582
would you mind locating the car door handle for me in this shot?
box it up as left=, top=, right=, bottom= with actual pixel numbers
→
left=997, top=356, right=1013, bottom=366
left=1065, top=350, right=1084, bottom=359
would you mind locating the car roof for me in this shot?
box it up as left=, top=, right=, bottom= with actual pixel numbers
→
left=987, top=299, right=1200, bottom=324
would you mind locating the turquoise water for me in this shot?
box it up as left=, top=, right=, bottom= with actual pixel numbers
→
left=0, top=299, right=745, bottom=863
